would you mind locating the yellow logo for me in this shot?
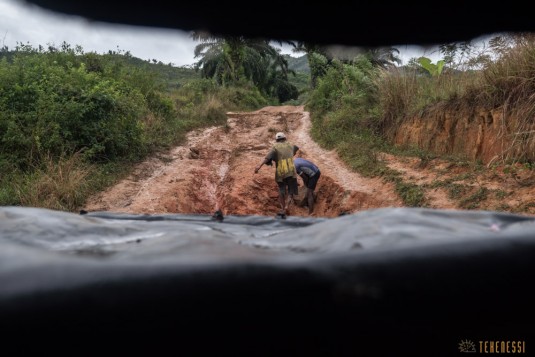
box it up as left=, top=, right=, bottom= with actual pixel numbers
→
left=459, top=340, right=527, bottom=354
left=479, top=340, right=526, bottom=354
left=459, top=340, right=476, bottom=353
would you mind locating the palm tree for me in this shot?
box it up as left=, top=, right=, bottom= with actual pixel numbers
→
left=192, top=32, right=234, bottom=84
left=193, top=31, right=277, bottom=83
left=191, top=32, right=298, bottom=102
left=366, top=47, right=402, bottom=68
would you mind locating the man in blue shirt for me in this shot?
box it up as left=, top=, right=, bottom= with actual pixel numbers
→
left=293, top=157, right=321, bottom=215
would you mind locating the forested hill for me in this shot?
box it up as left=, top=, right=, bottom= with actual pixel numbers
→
left=116, top=55, right=201, bottom=89
left=286, top=54, right=310, bottom=73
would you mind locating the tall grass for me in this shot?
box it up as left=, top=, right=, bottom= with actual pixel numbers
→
left=10, top=153, right=93, bottom=211
left=374, top=66, right=484, bottom=137
left=477, top=34, right=535, bottom=162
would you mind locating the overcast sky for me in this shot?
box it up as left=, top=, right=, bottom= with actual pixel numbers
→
left=1, top=0, right=443, bottom=67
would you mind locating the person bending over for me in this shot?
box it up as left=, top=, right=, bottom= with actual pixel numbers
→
left=293, top=157, right=320, bottom=214
left=254, top=132, right=299, bottom=215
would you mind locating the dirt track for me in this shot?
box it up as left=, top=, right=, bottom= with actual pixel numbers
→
left=84, top=105, right=535, bottom=217
left=83, top=105, right=403, bottom=217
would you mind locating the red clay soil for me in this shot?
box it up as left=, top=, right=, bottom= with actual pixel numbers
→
left=83, top=105, right=403, bottom=218
left=83, top=105, right=535, bottom=217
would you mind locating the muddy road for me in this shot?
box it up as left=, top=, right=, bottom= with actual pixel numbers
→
left=84, top=105, right=403, bottom=217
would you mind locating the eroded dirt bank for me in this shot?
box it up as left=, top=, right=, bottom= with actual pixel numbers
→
left=84, top=106, right=403, bottom=217
left=391, top=105, right=535, bottom=165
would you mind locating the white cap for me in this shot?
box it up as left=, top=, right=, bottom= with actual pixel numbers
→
left=275, top=132, right=286, bottom=140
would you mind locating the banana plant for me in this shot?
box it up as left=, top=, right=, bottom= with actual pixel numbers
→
left=417, top=56, right=445, bottom=76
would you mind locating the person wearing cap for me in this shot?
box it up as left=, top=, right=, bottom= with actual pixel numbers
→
left=254, top=132, right=299, bottom=215
left=293, top=157, right=321, bottom=215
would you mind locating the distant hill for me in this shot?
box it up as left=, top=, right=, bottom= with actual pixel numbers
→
left=0, top=49, right=200, bottom=91
left=285, top=54, right=309, bottom=73
left=284, top=55, right=310, bottom=92
left=124, top=56, right=200, bottom=90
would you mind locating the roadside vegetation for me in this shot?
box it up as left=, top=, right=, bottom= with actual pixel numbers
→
left=302, top=33, right=535, bottom=209
left=0, top=41, right=274, bottom=210
left=1, top=32, right=534, bottom=212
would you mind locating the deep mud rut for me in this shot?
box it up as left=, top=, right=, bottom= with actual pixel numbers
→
left=83, top=105, right=404, bottom=217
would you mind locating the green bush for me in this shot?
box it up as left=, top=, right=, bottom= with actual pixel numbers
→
left=305, top=57, right=388, bottom=176
left=0, top=48, right=152, bottom=168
